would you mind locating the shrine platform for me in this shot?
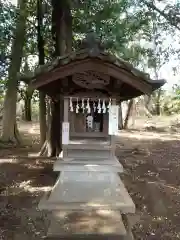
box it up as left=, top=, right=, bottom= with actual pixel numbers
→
left=39, top=167, right=135, bottom=239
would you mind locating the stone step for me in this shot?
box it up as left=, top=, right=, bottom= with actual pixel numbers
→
left=69, top=137, right=110, bottom=145
left=53, top=156, right=123, bottom=172
left=67, top=148, right=111, bottom=159
left=53, top=159, right=123, bottom=173
left=67, top=144, right=111, bottom=150
left=38, top=172, right=135, bottom=213
left=47, top=210, right=127, bottom=238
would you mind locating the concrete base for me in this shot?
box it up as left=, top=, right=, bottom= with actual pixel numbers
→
left=38, top=137, right=135, bottom=240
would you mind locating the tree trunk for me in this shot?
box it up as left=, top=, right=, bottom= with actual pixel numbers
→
left=39, top=99, right=62, bottom=157
left=1, top=0, right=27, bottom=142
left=49, top=100, right=61, bottom=156
left=155, top=89, right=161, bottom=116
left=144, top=95, right=153, bottom=117
left=123, top=100, right=134, bottom=129
left=23, top=60, right=32, bottom=122
left=37, top=0, right=47, bottom=147
left=44, top=0, right=71, bottom=157
left=38, top=0, right=72, bottom=157
left=24, top=87, right=33, bottom=121
left=24, top=96, right=32, bottom=121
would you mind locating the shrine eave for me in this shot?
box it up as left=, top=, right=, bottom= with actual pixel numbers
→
left=26, top=49, right=166, bottom=99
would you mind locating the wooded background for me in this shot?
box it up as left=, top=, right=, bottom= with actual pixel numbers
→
left=0, top=0, right=180, bottom=149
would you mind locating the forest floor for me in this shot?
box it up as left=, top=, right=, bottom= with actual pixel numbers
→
left=1, top=115, right=180, bottom=239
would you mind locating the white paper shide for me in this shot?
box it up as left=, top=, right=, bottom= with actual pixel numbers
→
left=108, top=106, right=119, bottom=135
left=62, top=122, right=69, bottom=145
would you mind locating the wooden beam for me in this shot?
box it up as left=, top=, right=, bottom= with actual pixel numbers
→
left=103, top=62, right=152, bottom=95
left=31, top=59, right=152, bottom=94
left=31, top=59, right=90, bottom=89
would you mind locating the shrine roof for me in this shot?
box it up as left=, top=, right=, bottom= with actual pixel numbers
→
left=20, top=31, right=166, bottom=100
left=22, top=49, right=165, bottom=86
left=35, top=49, right=148, bottom=80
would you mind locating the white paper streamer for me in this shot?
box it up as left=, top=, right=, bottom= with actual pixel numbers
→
left=93, top=101, right=96, bottom=112
left=81, top=98, right=85, bottom=113
left=98, top=99, right=101, bottom=113
left=86, top=98, right=91, bottom=113
left=76, top=98, right=79, bottom=113
left=102, top=99, right=106, bottom=113
left=107, top=98, right=111, bottom=112
left=69, top=97, right=111, bottom=114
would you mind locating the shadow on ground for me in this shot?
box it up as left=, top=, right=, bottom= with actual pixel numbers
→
left=116, top=134, right=180, bottom=240
left=0, top=151, right=58, bottom=240
left=1, top=125, right=180, bottom=239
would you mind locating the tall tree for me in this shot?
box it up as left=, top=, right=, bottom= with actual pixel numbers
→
left=147, top=14, right=166, bottom=115
left=38, top=0, right=72, bottom=157
left=0, top=1, right=16, bottom=76
left=123, top=100, right=134, bottom=129
left=139, top=1, right=176, bottom=116
left=12, top=0, right=173, bottom=149
left=0, top=1, right=16, bottom=105
left=1, top=0, right=27, bottom=142
left=49, top=0, right=72, bottom=156
left=37, top=0, right=47, bottom=146
left=73, top=0, right=152, bottom=61
left=19, top=60, right=33, bottom=121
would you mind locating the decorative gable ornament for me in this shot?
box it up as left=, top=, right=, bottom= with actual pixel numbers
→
left=72, top=70, right=110, bottom=89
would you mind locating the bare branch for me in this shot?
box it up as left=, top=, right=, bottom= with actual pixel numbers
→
left=142, top=0, right=180, bottom=31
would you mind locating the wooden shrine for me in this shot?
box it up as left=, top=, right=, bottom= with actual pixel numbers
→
left=30, top=31, right=165, bottom=239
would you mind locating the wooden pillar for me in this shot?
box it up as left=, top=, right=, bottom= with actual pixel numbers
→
left=62, top=97, right=69, bottom=158
left=70, top=112, right=75, bottom=133
left=118, top=103, right=123, bottom=129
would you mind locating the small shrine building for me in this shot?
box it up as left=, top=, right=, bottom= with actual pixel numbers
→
left=29, top=32, right=165, bottom=239
left=30, top=31, right=165, bottom=143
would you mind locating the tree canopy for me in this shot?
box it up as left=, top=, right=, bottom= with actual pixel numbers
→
left=0, top=0, right=179, bottom=144
left=1, top=0, right=179, bottom=80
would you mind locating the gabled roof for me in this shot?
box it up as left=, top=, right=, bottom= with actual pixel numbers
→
left=21, top=31, right=166, bottom=100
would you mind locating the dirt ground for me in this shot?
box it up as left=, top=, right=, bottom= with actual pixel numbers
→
left=1, top=116, right=180, bottom=239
